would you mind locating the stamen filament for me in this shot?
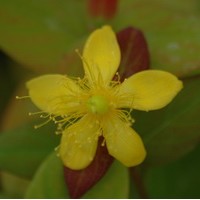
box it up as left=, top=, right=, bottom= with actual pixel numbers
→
left=34, top=118, right=52, bottom=129
left=16, top=95, right=30, bottom=99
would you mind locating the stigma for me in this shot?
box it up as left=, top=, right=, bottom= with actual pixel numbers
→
left=87, top=95, right=109, bottom=115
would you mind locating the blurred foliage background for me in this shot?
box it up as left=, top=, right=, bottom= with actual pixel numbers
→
left=0, top=0, right=200, bottom=198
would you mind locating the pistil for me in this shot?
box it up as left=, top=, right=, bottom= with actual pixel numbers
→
left=87, top=95, right=109, bottom=115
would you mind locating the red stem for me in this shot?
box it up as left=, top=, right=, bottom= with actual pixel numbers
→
left=130, top=167, right=149, bottom=198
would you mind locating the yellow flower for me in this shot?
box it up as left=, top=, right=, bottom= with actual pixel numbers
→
left=26, top=26, right=183, bottom=170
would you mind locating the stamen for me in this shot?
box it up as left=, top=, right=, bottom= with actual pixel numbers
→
left=28, top=111, right=46, bottom=116
left=16, top=95, right=30, bottom=99
left=40, top=114, right=50, bottom=118
left=78, top=77, right=90, bottom=91
left=101, top=138, right=106, bottom=146
left=34, top=118, right=52, bottom=129
left=114, top=109, right=135, bottom=126
left=55, top=131, right=62, bottom=135
left=61, top=77, right=80, bottom=95
left=75, top=49, right=104, bottom=87
left=54, top=146, right=59, bottom=151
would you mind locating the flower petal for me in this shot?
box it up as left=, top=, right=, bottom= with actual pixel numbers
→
left=59, top=115, right=99, bottom=170
left=83, top=25, right=120, bottom=84
left=103, top=115, right=146, bottom=167
left=118, top=70, right=183, bottom=111
left=26, top=74, right=81, bottom=115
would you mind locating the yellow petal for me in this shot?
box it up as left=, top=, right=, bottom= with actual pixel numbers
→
left=118, top=70, right=183, bottom=111
left=59, top=115, right=99, bottom=170
left=103, top=115, right=146, bottom=167
left=83, top=25, right=120, bottom=84
left=26, top=74, right=81, bottom=115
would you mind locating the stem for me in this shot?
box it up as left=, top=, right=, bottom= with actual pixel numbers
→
left=130, top=167, right=149, bottom=198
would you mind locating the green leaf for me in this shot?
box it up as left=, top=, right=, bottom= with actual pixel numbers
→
left=0, top=0, right=88, bottom=74
left=0, top=172, right=30, bottom=198
left=113, top=0, right=200, bottom=77
left=0, top=122, right=59, bottom=178
left=133, top=76, right=200, bottom=166
left=1, top=0, right=200, bottom=78
left=0, top=52, right=17, bottom=115
left=25, top=152, right=69, bottom=198
left=82, top=161, right=129, bottom=199
left=144, top=144, right=200, bottom=198
left=0, top=192, right=12, bottom=199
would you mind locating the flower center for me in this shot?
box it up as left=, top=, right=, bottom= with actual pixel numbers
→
left=87, top=95, right=109, bottom=115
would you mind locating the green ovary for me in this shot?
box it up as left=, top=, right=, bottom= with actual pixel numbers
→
left=87, top=95, right=109, bottom=115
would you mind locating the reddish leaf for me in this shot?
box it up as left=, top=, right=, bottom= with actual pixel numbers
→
left=116, top=27, right=150, bottom=81
left=88, top=0, right=118, bottom=19
left=64, top=137, right=113, bottom=198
